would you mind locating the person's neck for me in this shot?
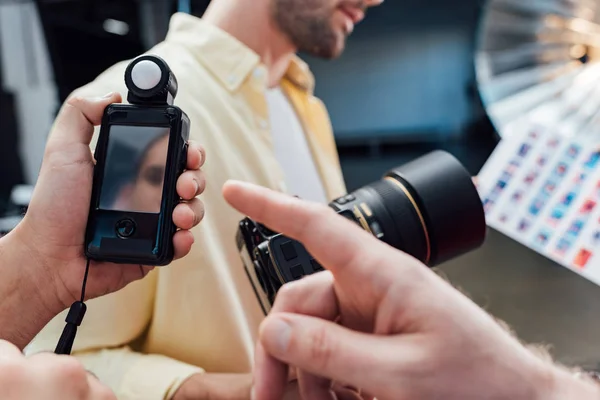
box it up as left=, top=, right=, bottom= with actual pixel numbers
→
left=202, top=1, right=296, bottom=88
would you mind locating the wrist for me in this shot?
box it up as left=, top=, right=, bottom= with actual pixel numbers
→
left=0, top=229, right=62, bottom=348
left=13, top=221, right=71, bottom=310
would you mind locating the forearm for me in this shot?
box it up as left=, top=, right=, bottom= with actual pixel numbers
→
left=0, top=231, right=60, bottom=349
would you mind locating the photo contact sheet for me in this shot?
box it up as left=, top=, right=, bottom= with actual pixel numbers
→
left=479, top=120, right=600, bottom=286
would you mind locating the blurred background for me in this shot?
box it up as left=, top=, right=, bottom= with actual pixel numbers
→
left=1, top=0, right=599, bottom=371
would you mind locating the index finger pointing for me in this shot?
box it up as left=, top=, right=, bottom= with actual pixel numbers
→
left=222, top=181, right=386, bottom=278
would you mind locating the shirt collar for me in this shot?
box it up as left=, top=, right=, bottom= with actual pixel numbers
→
left=285, top=56, right=315, bottom=94
left=165, top=13, right=315, bottom=94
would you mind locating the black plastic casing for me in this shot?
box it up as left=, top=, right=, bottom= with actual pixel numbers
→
left=85, top=104, right=189, bottom=266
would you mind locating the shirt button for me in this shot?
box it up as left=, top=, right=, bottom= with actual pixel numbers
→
left=227, top=74, right=237, bottom=85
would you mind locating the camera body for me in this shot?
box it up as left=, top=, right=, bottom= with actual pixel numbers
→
left=237, top=151, right=487, bottom=315
left=85, top=55, right=190, bottom=266
left=237, top=195, right=375, bottom=315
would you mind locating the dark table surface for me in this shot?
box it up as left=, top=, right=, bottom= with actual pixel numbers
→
left=440, top=228, right=600, bottom=370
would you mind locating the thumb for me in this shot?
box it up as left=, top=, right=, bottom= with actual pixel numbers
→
left=47, top=93, right=122, bottom=148
left=259, top=313, right=395, bottom=394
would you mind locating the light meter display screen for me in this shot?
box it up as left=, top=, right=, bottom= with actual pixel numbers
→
left=99, top=125, right=170, bottom=213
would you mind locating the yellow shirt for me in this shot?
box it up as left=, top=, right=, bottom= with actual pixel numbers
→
left=27, top=12, right=346, bottom=400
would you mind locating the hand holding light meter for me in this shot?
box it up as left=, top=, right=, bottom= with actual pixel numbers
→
left=85, top=55, right=191, bottom=265
left=47, top=55, right=199, bottom=355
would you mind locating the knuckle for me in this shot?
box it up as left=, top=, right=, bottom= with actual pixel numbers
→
left=196, top=200, right=206, bottom=219
left=63, top=98, right=89, bottom=120
left=405, top=259, right=433, bottom=291
left=196, top=142, right=206, bottom=153
left=196, top=143, right=206, bottom=160
left=196, top=172, right=206, bottom=194
left=55, top=357, right=88, bottom=383
left=308, top=325, right=336, bottom=371
left=66, top=95, right=85, bottom=108
left=274, top=281, right=301, bottom=309
left=399, top=258, right=425, bottom=283
left=192, top=200, right=204, bottom=226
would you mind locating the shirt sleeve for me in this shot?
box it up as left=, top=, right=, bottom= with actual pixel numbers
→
left=25, top=269, right=203, bottom=400
left=76, top=347, right=204, bottom=400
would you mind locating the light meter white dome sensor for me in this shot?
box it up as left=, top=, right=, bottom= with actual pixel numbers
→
left=124, top=55, right=179, bottom=105
left=131, top=60, right=162, bottom=90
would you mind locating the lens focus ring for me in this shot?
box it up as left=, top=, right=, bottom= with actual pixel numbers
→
left=368, top=179, right=430, bottom=264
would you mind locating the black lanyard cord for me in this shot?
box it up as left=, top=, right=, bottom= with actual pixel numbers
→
left=54, top=258, right=90, bottom=355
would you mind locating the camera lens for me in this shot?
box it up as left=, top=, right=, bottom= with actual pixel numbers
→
left=348, top=151, right=486, bottom=266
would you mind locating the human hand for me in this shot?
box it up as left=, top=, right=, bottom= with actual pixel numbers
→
left=172, top=373, right=312, bottom=400
left=278, top=379, right=368, bottom=400
left=8, top=94, right=206, bottom=316
left=172, top=373, right=253, bottom=400
left=0, top=340, right=115, bottom=399
left=223, top=181, right=600, bottom=400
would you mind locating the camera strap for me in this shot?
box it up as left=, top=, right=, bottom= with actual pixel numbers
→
left=54, top=258, right=90, bottom=355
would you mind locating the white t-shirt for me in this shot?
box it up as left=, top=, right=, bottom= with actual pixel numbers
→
left=265, top=86, right=328, bottom=204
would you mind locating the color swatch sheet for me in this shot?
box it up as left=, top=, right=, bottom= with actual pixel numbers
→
left=478, top=118, right=600, bottom=286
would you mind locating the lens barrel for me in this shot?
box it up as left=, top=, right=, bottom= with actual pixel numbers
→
left=351, top=151, right=486, bottom=266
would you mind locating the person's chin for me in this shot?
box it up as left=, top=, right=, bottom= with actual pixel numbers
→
left=327, top=39, right=346, bottom=59
left=332, top=28, right=350, bottom=56
left=318, top=38, right=347, bottom=59
left=299, top=29, right=346, bottom=59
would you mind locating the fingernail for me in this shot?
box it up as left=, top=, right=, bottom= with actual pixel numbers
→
left=264, top=317, right=292, bottom=354
left=193, top=179, right=199, bottom=194
left=102, top=92, right=115, bottom=98
left=251, top=386, right=256, bottom=400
